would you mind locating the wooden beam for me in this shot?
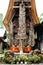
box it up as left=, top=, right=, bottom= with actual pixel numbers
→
left=14, top=0, right=31, bottom=2
left=13, top=6, right=31, bottom=8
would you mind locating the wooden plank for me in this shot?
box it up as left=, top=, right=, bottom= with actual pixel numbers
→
left=13, top=6, right=31, bottom=8
left=14, top=0, right=31, bottom=2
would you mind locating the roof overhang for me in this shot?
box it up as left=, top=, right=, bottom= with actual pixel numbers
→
left=3, top=0, right=39, bottom=31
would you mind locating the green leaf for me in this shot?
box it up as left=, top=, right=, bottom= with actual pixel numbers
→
left=0, top=13, right=4, bottom=28
left=41, top=13, right=43, bottom=16
left=0, top=13, right=3, bottom=22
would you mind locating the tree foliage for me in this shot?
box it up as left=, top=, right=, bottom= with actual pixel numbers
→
left=0, top=13, right=4, bottom=28
left=39, top=13, right=43, bottom=23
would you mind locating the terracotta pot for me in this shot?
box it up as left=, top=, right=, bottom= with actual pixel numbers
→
left=23, top=47, right=32, bottom=53
left=10, top=46, right=20, bottom=53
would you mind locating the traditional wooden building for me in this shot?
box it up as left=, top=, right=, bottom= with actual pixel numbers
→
left=3, top=0, right=40, bottom=52
left=3, top=0, right=39, bottom=31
